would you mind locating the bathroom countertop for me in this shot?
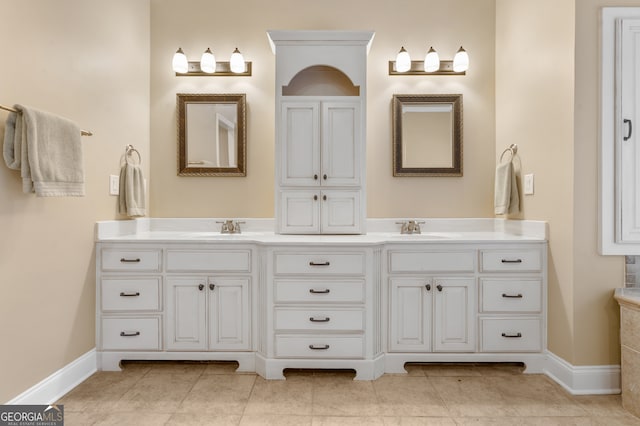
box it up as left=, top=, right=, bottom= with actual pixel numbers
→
left=615, top=288, right=640, bottom=308
left=95, top=218, right=548, bottom=245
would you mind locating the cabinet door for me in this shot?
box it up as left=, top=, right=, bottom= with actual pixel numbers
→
left=433, top=277, right=475, bottom=352
left=322, top=102, right=361, bottom=186
left=166, top=277, right=207, bottom=350
left=320, top=190, right=361, bottom=234
left=279, top=190, right=320, bottom=234
left=281, top=102, right=320, bottom=186
left=208, top=277, right=251, bottom=351
left=618, top=19, right=640, bottom=242
left=389, top=278, right=432, bottom=352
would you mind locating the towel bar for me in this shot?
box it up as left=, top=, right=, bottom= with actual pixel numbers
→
left=500, top=144, right=518, bottom=162
left=0, top=103, right=93, bottom=136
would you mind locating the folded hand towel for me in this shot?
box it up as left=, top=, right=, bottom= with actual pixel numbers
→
left=118, top=155, right=146, bottom=217
left=494, top=159, right=520, bottom=215
left=3, top=105, right=84, bottom=196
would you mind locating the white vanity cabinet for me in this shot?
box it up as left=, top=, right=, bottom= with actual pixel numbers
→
left=387, top=249, right=476, bottom=353
left=384, top=242, right=547, bottom=373
left=257, top=245, right=383, bottom=380
left=269, top=31, right=373, bottom=235
left=96, top=243, right=256, bottom=372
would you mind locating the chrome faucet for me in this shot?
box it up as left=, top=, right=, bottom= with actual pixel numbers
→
left=396, top=220, right=425, bottom=234
left=216, top=220, right=245, bottom=234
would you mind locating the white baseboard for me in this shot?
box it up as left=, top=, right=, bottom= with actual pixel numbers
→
left=6, top=349, right=97, bottom=405
left=544, top=350, right=621, bottom=395
left=3, top=348, right=621, bottom=402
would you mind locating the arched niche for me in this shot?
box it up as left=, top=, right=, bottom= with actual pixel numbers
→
left=282, top=65, right=360, bottom=96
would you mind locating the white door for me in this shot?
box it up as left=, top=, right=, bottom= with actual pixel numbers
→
left=279, top=190, right=320, bottom=234
left=618, top=19, right=640, bottom=242
left=281, top=102, right=320, bottom=186
left=322, top=102, right=361, bottom=186
left=208, top=277, right=250, bottom=351
left=166, top=277, right=207, bottom=350
left=320, top=190, right=361, bottom=234
left=389, top=277, right=432, bottom=352
left=433, top=277, right=475, bottom=352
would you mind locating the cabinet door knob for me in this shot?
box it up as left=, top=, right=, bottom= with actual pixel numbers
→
left=314, top=174, right=318, bottom=180
left=209, top=283, right=215, bottom=291
left=323, top=174, right=327, bottom=180
left=314, top=195, right=318, bottom=201
left=323, top=194, right=327, bottom=201
left=198, top=284, right=205, bottom=291
left=425, top=284, right=431, bottom=291
left=436, top=284, right=443, bottom=292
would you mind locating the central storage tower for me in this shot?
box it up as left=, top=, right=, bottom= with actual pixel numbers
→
left=268, top=30, right=374, bottom=234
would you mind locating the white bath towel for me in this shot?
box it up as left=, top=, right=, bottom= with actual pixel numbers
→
left=494, top=159, right=520, bottom=215
left=118, top=159, right=146, bottom=217
left=3, top=105, right=84, bottom=196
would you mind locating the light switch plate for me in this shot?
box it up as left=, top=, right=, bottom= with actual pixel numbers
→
left=109, top=175, right=119, bottom=195
left=524, top=173, right=534, bottom=195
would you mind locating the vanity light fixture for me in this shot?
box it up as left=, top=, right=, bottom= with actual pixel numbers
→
left=389, top=45, right=468, bottom=75
left=173, top=47, right=252, bottom=76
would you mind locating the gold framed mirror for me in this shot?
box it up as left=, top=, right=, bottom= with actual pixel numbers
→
left=177, top=93, right=246, bottom=176
left=392, top=94, right=462, bottom=176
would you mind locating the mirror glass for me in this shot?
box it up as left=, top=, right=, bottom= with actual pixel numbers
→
left=392, top=94, right=462, bottom=176
left=178, top=94, right=246, bottom=176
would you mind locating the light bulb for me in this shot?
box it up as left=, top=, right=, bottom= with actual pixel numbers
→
left=453, top=46, right=469, bottom=72
left=230, top=48, right=245, bottom=73
left=172, top=47, right=188, bottom=74
left=395, top=46, right=411, bottom=73
left=200, top=48, right=216, bottom=73
left=424, top=47, right=440, bottom=72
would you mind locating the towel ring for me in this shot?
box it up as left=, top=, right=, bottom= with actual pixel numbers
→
left=125, top=145, right=141, bottom=165
left=500, top=144, right=518, bottom=162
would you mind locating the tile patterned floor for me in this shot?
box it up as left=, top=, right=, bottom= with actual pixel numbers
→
left=56, top=361, right=639, bottom=425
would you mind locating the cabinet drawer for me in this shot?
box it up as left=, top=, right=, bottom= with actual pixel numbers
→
left=166, top=250, right=251, bottom=272
left=480, top=279, right=542, bottom=313
left=274, top=280, right=365, bottom=304
left=275, top=335, right=364, bottom=358
left=388, top=251, right=475, bottom=273
left=274, top=252, right=365, bottom=275
left=101, top=278, right=161, bottom=312
left=274, top=308, right=364, bottom=331
left=480, top=318, right=542, bottom=352
left=480, top=249, right=542, bottom=272
left=101, top=249, right=161, bottom=272
left=101, top=317, right=161, bottom=350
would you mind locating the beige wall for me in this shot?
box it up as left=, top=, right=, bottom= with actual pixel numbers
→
left=0, top=0, right=150, bottom=403
left=150, top=0, right=496, bottom=218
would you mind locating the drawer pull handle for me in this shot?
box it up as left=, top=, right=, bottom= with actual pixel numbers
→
left=120, top=292, right=140, bottom=297
left=501, top=259, right=523, bottom=264
left=502, top=293, right=523, bottom=298
left=120, top=258, right=141, bottom=263
left=120, top=331, right=140, bottom=337
left=309, top=261, right=330, bottom=266
left=309, top=317, right=330, bottom=322
left=309, top=289, right=330, bottom=294
left=501, top=332, right=522, bottom=338
left=309, top=344, right=330, bottom=350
